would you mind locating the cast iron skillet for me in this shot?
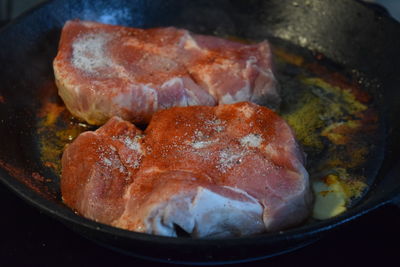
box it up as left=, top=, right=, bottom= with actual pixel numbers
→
left=0, top=0, right=399, bottom=264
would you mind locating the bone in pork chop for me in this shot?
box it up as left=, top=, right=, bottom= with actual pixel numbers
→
left=61, top=102, right=311, bottom=238
left=54, top=20, right=280, bottom=125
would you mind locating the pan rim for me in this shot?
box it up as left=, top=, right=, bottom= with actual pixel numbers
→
left=0, top=166, right=393, bottom=246
left=0, top=0, right=399, bottom=257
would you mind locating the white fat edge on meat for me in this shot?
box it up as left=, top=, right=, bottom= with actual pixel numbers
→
left=243, top=55, right=260, bottom=96
left=160, top=77, right=210, bottom=107
left=176, top=29, right=204, bottom=52
left=139, top=186, right=264, bottom=237
left=110, top=62, right=159, bottom=115
left=264, top=143, right=279, bottom=158
left=58, top=82, right=87, bottom=120
left=217, top=56, right=258, bottom=104
left=112, top=83, right=158, bottom=114
left=181, top=33, right=202, bottom=51
left=219, top=80, right=251, bottom=104
left=180, top=77, right=218, bottom=107
left=183, top=84, right=209, bottom=106
left=197, top=59, right=241, bottom=100
left=72, top=33, right=113, bottom=74
left=56, top=54, right=90, bottom=118
left=145, top=195, right=194, bottom=237
left=251, top=66, right=278, bottom=100
left=243, top=52, right=278, bottom=103
left=189, top=186, right=264, bottom=237
left=253, top=65, right=276, bottom=81
left=161, top=77, right=184, bottom=89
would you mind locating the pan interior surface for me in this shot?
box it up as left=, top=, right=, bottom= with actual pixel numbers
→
left=0, top=0, right=399, bottom=264
left=37, top=37, right=384, bottom=220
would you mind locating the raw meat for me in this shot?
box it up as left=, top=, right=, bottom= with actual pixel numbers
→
left=61, top=102, right=311, bottom=238
left=54, top=20, right=280, bottom=125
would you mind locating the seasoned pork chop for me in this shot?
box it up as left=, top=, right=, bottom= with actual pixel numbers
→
left=61, top=102, right=311, bottom=237
left=54, top=20, right=280, bottom=125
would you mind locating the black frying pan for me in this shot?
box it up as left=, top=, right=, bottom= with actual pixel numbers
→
left=0, top=0, right=400, bottom=264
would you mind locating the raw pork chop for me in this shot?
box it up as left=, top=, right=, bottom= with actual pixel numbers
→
left=61, top=102, right=311, bottom=238
left=54, top=20, right=280, bottom=125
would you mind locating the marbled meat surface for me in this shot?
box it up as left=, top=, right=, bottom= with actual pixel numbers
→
left=61, top=102, right=311, bottom=238
left=54, top=20, right=280, bottom=125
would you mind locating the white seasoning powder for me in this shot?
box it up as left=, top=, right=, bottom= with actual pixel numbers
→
left=190, top=129, right=220, bottom=149
left=192, top=140, right=216, bottom=149
left=124, top=136, right=142, bottom=153
left=205, top=119, right=226, bottom=132
left=240, top=134, right=263, bottom=148
left=103, top=158, right=112, bottom=166
left=125, top=155, right=141, bottom=169
left=72, top=33, right=112, bottom=74
left=218, top=149, right=246, bottom=173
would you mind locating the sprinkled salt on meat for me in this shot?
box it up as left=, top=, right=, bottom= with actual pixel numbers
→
left=240, top=133, right=263, bottom=148
left=71, top=33, right=112, bottom=74
left=54, top=20, right=280, bottom=125
left=61, top=117, right=144, bottom=224
left=217, top=148, right=248, bottom=173
left=61, top=102, right=311, bottom=237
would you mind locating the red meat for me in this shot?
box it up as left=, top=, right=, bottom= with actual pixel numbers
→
left=61, top=102, right=311, bottom=238
left=54, top=20, right=280, bottom=125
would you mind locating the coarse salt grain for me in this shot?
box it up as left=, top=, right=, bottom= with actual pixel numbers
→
left=124, top=136, right=142, bottom=153
left=205, top=119, right=226, bottom=132
left=103, top=157, right=112, bottom=166
left=194, top=130, right=204, bottom=139
left=218, top=149, right=246, bottom=173
left=132, top=159, right=141, bottom=169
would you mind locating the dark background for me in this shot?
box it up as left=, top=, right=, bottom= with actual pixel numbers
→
left=0, top=1, right=399, bottom=266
